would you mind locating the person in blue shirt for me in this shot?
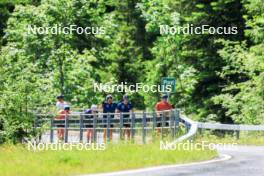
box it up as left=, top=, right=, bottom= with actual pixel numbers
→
left=102, top=94, right=117, bottom=141
left=116, top=94, right=133, bottom=139
left=83, top=105, right=98, bottom=143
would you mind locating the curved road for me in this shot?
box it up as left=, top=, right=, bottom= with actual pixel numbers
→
left=85, top=145, right=264, bottom=176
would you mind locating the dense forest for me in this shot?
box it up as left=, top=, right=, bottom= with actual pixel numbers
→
left=0, top=0, right=263, bottom=142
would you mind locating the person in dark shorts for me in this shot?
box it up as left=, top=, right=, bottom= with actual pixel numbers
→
left=83, top=104, right=98, bottom=143
left=102, top=94, right=117, bottom=141
left=116, top=95, right=133, bottom=139
left=155, top=94, right=173, bottom=135
left=55, top=105, right=70, bottom=141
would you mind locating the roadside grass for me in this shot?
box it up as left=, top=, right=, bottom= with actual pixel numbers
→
left=0, top=142, right=217, bottom=176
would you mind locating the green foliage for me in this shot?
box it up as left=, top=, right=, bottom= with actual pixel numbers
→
left=213, top=0, right=264, bottom=124
left=0, top=0, right=263, bottom=142
left=213, top=42, right=264, bottom=124
left=0, top=0, right=106, bottom=142
left=0, top=143, right=217, bottom=176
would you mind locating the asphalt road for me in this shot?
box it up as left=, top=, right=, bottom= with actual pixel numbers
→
left=86, top=145, right=264, bottom=176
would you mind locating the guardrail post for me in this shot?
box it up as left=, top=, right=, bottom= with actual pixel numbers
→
left=198, top=128, right=203, bottom=136
left=170, top=110, right=175, bottom=139
left=131, top=112, right=135, bottom=142
left=93, top=115, right=97, bottom=143
left=80, top=115, right=83, bottom=142
left=174, top=110, right=179, bottom=137
left=33, top=115, right=41, bottom=143
left=235, top=130, right=240, bottom=140
left=50, top=118, right=54, bottom=143
left=64, top=116, right=69, bottom=143
left=152, top=112, right=157, bottom=142
left=161, top=111, right=165, bottom=140
left=142, top=111, right=147, bottom=144
left=185, top=122, right=189, bottom=134
left=107, top=113, right=110, bottom=142
left=120, top=112, right=123, bottom=140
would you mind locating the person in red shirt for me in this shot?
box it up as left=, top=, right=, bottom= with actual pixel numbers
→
left=155, top=94, right=173, bottom=135
left=55, top=105, right=70, bottom=141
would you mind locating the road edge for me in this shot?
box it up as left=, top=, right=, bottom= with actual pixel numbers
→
left=81, top=154, right=232, bottom=176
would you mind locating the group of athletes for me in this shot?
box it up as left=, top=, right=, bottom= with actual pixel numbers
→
left=55, top=94, right=173, bottom=142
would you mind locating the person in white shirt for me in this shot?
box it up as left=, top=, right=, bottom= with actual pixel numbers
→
left=56, top=95, right=68, bottom=110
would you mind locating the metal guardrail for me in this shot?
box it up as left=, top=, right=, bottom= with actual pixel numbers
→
left=34, top=109, right=264, bottom=144
left=171, top=114, right=198, bottom=144
left=171, top=116, right=264, bottom=143
left=197, top=122, right=264, bottom=131
left=34, top=109, right=182, bottom=143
